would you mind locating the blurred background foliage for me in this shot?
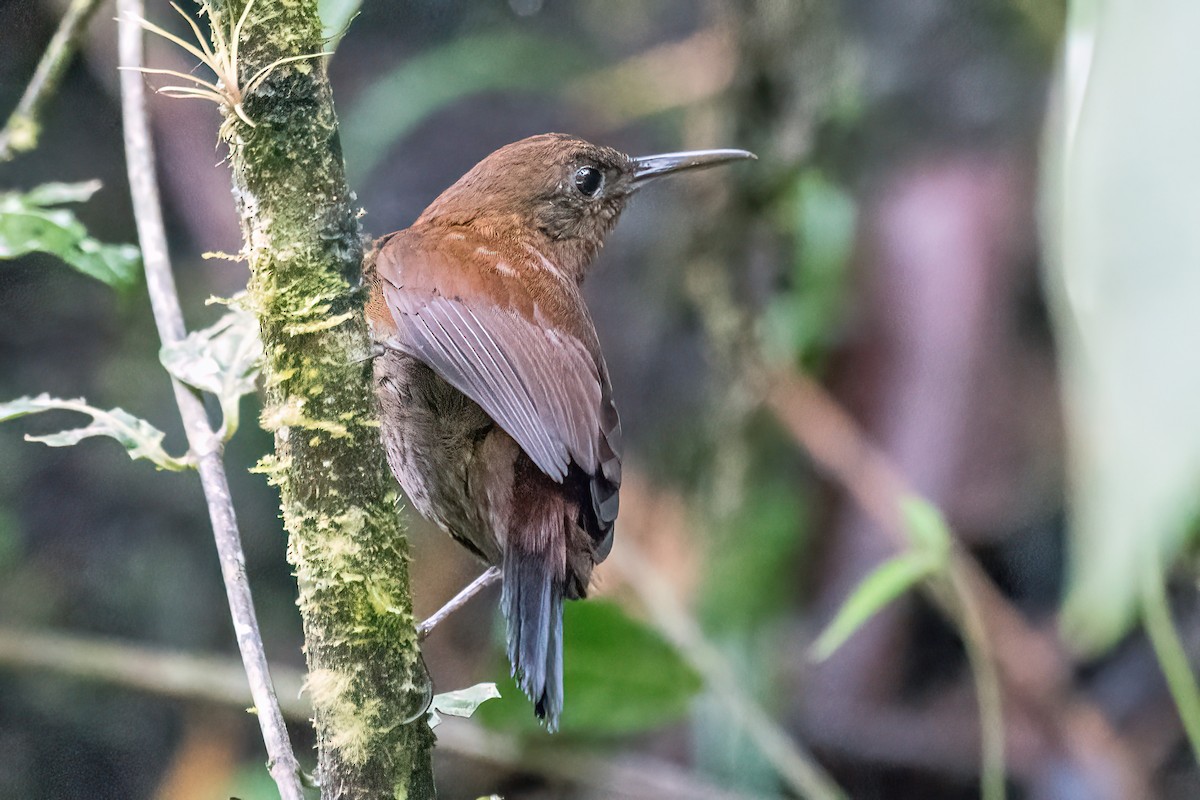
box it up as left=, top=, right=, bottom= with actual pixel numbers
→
left=3, top=0, right=1200, bottom=798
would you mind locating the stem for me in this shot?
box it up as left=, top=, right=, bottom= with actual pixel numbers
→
left=115, top=5, right=304, bottom=799
left=1141, top=558, right=1200, bottom=763
left=201, top=1, right=436, bottom=796
left=0, top=0, right=105, bottom=161
left=417, top=566, right=501, bottom=640
left=611, top=542, right=846, bottom=800
left=947, top=565, right=1007, bottom=800
left=0, top=626, right=755, bottom=800
left=0, top=625, right=307, bottom=713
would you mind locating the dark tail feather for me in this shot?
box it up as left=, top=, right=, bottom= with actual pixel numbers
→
left=501, top=549, right=564, bottom=731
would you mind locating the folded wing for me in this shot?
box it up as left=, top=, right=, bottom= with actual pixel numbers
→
left=375, top=237, right=621, bottom=553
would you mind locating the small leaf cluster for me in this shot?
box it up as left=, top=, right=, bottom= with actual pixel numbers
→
left=0, top=181, right=263, bottom=468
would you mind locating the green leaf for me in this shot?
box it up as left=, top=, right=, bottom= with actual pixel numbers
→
left=761, top=169, right=856, bottom=368
left=23, top=181, right=103, bottom=205
left=701, top=475, right=807, bottom=633
left=811, top=552, right=938, bottom=661
left=159, top=303, right=263, bottom=439
left=900, top=495, right=952, bottom=563
left=1043, top=0, right=1200, bottom=653
left=222, top=762, right=282, bottom=800
left=476, top=599, right=701, bottom=736
left=341, top=32, right=589, bottom=187
left=0, top=181, right=141, bottom=288
left=0, top=394, right=190, bottom=471
left=427, top=682, right=501, bottom=729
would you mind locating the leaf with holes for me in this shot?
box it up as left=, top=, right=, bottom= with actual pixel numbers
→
left=427, top=682, right=501, bottom=729
left=160, top=303, right=263, bottom=439
left=0, top=394, right=190, bottom=471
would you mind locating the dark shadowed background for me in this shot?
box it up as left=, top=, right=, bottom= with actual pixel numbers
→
left=3, top=1, right=1199, bottom=798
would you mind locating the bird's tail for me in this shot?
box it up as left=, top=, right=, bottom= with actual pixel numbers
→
left=501, top=542, right=565, bottom=731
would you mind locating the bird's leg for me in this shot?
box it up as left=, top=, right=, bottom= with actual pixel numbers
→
left=417, top=565, right=502, bottom=640
left=351, top=342, right=387, bottom=365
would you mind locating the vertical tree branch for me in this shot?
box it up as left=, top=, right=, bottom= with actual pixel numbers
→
left=201, top=1, right=436, bottom=796
left=115, top=4, right=304, bottom=799
left=0, top=0, right=105, bottom=161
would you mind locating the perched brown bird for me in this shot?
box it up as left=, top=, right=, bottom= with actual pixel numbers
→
left=366, top=133, right=753, bottom=728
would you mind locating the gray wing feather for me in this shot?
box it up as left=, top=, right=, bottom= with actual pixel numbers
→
left=383, top=289, right=605, bottom=484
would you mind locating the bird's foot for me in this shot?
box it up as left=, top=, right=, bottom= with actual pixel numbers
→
left=351, top=343, right=387, bottom=365
left=417, top=565, right=501, bottom=640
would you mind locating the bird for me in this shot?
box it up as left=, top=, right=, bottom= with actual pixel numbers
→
left=365, top=133, right=754, bottom=729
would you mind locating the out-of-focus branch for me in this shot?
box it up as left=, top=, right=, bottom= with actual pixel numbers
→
left=764, top=370, right=1150, bottom=797
left=1141, top=558, right=1200, bottom=763
left=569, top=28, right=735, bottom=131
left=0, top=626, right=306, bottom=712
left=0, top=626, right=761, bottom=800
left=115, top=5, right=303, bottom=799
left=764, top=371, right=1066, bottom=695
left=438, top=722, right=763, bottom=800
left=0, top=0, right=105, bottom=161
left=609, top=542, right=847, bottom=800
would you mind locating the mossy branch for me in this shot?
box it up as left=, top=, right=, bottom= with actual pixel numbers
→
left=200, top=0, right=435, bottom=796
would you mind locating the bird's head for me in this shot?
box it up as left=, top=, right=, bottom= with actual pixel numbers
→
left=415, top=133, right=755, bottom=280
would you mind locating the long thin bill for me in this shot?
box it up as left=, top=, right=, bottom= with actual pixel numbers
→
left=631, top=148, right=756, bottom=184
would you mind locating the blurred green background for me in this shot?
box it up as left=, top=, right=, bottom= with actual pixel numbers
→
left=3, top=0, right=1200, bottom=798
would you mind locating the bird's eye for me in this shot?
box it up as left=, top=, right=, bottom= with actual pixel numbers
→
left=574, top=166, right=603, bottom=197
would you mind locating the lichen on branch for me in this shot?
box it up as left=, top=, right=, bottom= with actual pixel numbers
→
left=202, top=0, right=436, bottom=796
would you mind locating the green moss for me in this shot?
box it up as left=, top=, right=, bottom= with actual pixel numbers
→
left=206, top=0, right=435, bottom=796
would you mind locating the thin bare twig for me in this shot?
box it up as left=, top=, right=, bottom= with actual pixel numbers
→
left=417, top=566, right=500, bottom=640
left=947, top=568, right=1006, bottom=800
left=610, top=542, right=847, bottom=800
left=115, top=4, right=303, bottom=798
left=0, top=0, right=105, bottom=161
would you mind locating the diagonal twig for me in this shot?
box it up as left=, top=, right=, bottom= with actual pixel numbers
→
left=765, top=369, right=1149, bottom=795
left=115, top=4, right=303, bottom=798
left=609, top=541, right=847, bottom=800
left=0, top=0, right=106, bottom=161
left=417, top=566, right=501, bottom=640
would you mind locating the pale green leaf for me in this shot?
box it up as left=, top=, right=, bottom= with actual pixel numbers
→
left=23, top=180, right=102, bottom=205
left=900, top=495, right=952, bottom=563
left=811, top=552, right=938, bottom=662
left=0, top=181, right=140, bottom=288
left=427, top=682, right=501, bottom=729
left=1043, top=0, right=1200, bottom=652
left=0, top=394, right=190, bottom=471
left=160, top=303, right=263, bottom=439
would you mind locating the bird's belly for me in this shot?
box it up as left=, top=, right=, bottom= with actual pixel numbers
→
left=374, top=350, right=499, bottom=562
